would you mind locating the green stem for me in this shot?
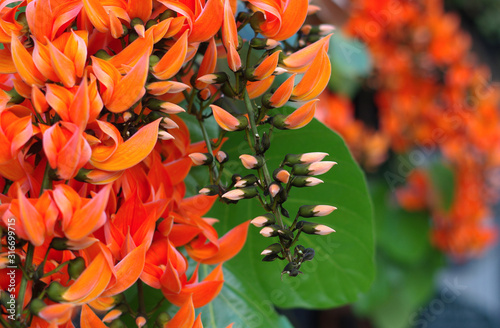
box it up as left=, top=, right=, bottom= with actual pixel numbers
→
left=243, top=91, right=285, bottom=229
left=0, top=313, right=12, bottom=328
left=197, top=118, right=219, bottom=184
left=40, top=163, right=53, bottom=196
left=16, top=243, right=34, bottom=322
left=137, top=280, right=146, bottom=315
left=42, top=261, right=69, bottom=278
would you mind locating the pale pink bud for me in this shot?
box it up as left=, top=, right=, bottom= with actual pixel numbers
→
left=160, top=102, right=186, bottom=114
left=240, top=154, right=261, bottom=169
left=189, top=153, right=211, bottom=166
left=161, top=117, right=179, bottom=129
left=269, top=184, right=280, bottom=198
left=305, top=177, right=323, bottom=186
left=123, top=112, right=132, bottom=122
left=260, top=226, right=276, bottom=237
left=309, top=161, right=337, bottom=175
left=314, top=225, right=336, bottom=235
left=312, top=205, right=337, bottom=216
left=221, top=189, right=246, bottom=200
left=158, top=131, right=174, bottom=140
left=300, top=152, right=329, bottom=163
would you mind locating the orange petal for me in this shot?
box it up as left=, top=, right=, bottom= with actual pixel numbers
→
left=166, top=295, right=195, bottom=328
left=269, top=73, right=295, bottom=107
left=102, top=243, right=147, bottom=297
left=253, top=50, right=281, bottom=81
left=108, top=32, right=154, bottom=72
left=63, top=184, right=111, bottom=240
left=48, top=40, right=76, bottom=87
left=62, top=251, right=113, bottom=304
left=10, top=34, right=45, bottom=86
left=106, top=52, right=149, bottom=113
left=291, top=49, right=330, bottom=101
left=226, top=42, right=241, bottom=72
left=284, top=99, right=318, bottom=129
left=0, top=48, right=16, bottom=73
left=90, top=119, right=161, bottom=171
left=128, top=0, right=152, bottom=22
left=195, top=37, right=217, bottom=89
left=271, top=0, right=308, bottom=41
left=198, top=221, right=250, bottom=265
left=38, top=303, right=74, bottom=325
left=247, top=75, right=275, bottom=99
left=282, top=34, right=332, bottom=73
left=18, top=187, right=45, bottom=246
left=80, top=304, right=108, bottom=328
left=210, top=105, right=242, bottom=131
left=152, top=30, right=188, bottom=80
left=222, top=0, right=238, bottom=49
left=82, top=0, right=109, bottom=33
left=188, top=0, right=224, bottom=42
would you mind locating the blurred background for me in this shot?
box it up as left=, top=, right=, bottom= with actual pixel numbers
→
left=281, top=0, right=500, bottom=327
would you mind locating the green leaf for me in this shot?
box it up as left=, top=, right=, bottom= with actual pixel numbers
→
left=200, top=266, right=294, bottom=328
left=207, top=118, right=375, bottom=309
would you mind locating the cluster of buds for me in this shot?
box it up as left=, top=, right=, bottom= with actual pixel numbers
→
left=212, top=152, right=337, bottom=277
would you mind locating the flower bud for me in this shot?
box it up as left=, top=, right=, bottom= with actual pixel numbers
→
left=239, top=154, right=263, bottom=169
left=158, top=130, right=174, bottom=140
left=251, top=213, right=276, bottom=227
left=197, top=72, right=228, bottom=85
left=298, top=205, right=337, bottom=217
left=268, top=182, right=281, bottom=198
left=198, top=87, right=211, bottom=101
left=189, top=152, right=213, bottom=166
left=130, top=17, right=145, bottom=37
left=296, top=221, right=335, bottom=235
left=161, top=117, right=179, bottom=129
left=68, top=257, right=86, bottom=280
left=156, top=312, right=171, bottom=326
left=210, top=105, right=248, bottom=131
left=261, top=243, right=283, bottom=255
left=284, top=152, right=329, bottom=166
left=234, top=174, right=258, bottom=188
left=47, top=281, right=69, bottom=302
left=222, top=186, right=259, bottom=200
left=199, top=185, right=220, bottom=196
left=250, top=37, right=280, bottom=50
left=273, top=168, right=290, bottom=184
left=50, top=237, right=69, bottom=250
left=136, top=316, right=146, bottom=328
left=259, top=225, right=280, bottom=237
left=216, top=151, right=228, bottom=164
left=30, top=299, right=46, bottom=315
left=291, top=161, right=337, bottom=176
left=282, top=262, right=301, bottom=278
left=291, top=176, right=324, bottom=187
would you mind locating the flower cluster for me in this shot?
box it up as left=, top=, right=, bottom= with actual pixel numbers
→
left=316, top=0, right=499, bottom=258
left=0, top=0, right=337, bottom=326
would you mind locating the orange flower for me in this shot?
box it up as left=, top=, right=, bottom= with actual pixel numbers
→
left=43, top=122, right=91, bottom=180
left=222, top=0, right=241, bottom=72
left=290, top=48, right=330, bottom=101
left=32, top=30, right=88, bottom=88
left=159, top=0, right=224, bottom=42
left=0, top=105, right=33, bottom=180
left=211, top=104, right=249, bottom=131
left=90, top=119, right=161, bottom=172
left=52, top=184, right=111, bottom=242
left=91, top=52, right=150, bottom=113
left=274, top=100, right=318, bottom=129
left=152, top=30, right=189, bottom=80
left=247, top=0, right=309, bottom=41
